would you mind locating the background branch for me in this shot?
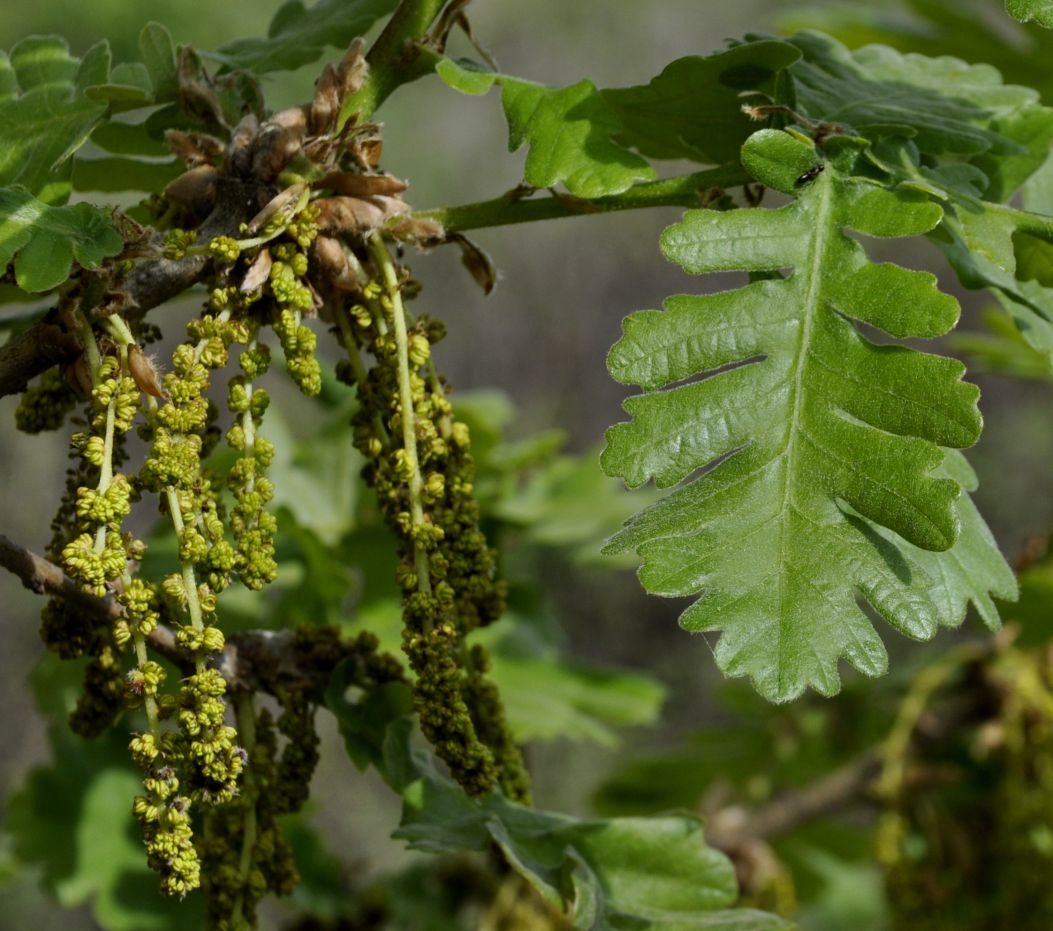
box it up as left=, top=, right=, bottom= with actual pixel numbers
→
left=705, top=751, right=883, bottom=851
left=0, top=532, right=326, bottom=696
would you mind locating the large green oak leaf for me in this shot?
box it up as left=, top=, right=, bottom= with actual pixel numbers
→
left=601, top=130, right=1014, bottom=702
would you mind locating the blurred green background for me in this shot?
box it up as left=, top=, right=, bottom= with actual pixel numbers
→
left=2, top=2, right=1053, bottom=929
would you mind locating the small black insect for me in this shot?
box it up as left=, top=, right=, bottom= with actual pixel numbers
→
left=795, top=163, right=825, bottom=186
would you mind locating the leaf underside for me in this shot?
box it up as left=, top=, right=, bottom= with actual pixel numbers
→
left=602, top=130, right=1015, bottom=702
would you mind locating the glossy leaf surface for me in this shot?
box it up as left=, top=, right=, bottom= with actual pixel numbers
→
left=602, top=130, right=1010, bottom=701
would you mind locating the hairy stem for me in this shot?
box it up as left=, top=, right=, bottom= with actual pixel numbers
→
left=339, top=0, right=448, bottom=126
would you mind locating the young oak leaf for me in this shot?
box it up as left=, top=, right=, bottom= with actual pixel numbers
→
left=436, top=58, right=655, bottom=198
left=601, top=129, right=1007, bottom=702
left=1006, top=0, right=1053, bottom=29
left=436, top=40, right=803, bottom=199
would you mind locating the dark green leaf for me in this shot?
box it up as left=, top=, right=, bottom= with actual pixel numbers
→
left=889, top=139, right=1053, bottom=362
left=601, top=129, right=1010, bottom=701
left=0, top=187, right=123, bottom=292
left=787, top=30, right=1053, bottom=199
left=72, top=156, right=181, bottom=193
left=601, top=40, right=802, bottom=165
left=90, top=120, right=170, bottom=157
left=86, top=62, right=153, bottom=112
left=139, top=22, right=178, bottom=103
left=782, top=0, right=1053, bottom=107
left=211, top=0, right=400, bottom=74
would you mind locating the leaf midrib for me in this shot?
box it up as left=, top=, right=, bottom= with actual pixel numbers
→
left=775, top=174, right=834, bottom=691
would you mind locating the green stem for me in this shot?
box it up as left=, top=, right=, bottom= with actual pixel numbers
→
left=148, top=309, right=231, bottom=675
left=241, top=333, right=259, bottom=499
left=368, top=232, right=433, bottom=604
left=338, top=0, right=447, bottom=126
left=414, top=165, right=750, bottom=233
left=74, top=312, right=117, bottom=556
left=95, top=317, right=161, bottom=735
left=166, top=486, right=207, bottom=674
left=132, top=628, right=161, bottom=734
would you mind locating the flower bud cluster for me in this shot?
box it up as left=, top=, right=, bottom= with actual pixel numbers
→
left=270, top=232, right=318, bottom=371
left=133, top=313, right=248, bottom=891
left=200, top=628, right=405, bottom=931
left=61, top=355, right=138, bottom=596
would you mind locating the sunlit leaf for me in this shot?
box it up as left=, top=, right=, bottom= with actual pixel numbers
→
left=601, top=130, right=1011, bottom=701
left=437, top=59, right=656, bottom=197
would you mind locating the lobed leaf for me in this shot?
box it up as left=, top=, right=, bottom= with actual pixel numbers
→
left=326, top=676, right=794, bottom=930
left=871, top=136, right=1053, bottom=364
left=437, top=40, right=803, bottom=198
left=602, top=129, right=1012, bottom=702
left=500, top=77, right=656, bottom=198
left=475, top=618, right=667, bottom=747
left=437, top=60, right=656, bottom=198
left=211, top=0, right=400, bottom=74
left=780, top=0, right=1053, bottom=106
left=0, top=187, right=123, bottom=292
